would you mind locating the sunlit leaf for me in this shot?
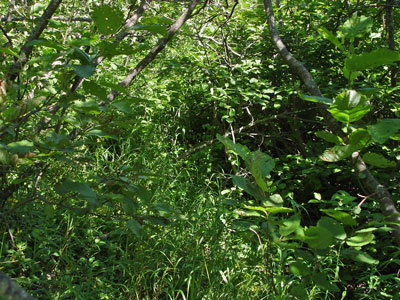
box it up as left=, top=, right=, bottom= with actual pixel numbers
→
left=315, top=131, right=343, bottom=145
left=342, top=249, right=379, bottom=264
left=344, top=48, right=400, bottom=73
left=346, top=231, right=374, bottom=246
left=321, top=209, right=357, bottom=226
left=317, top=217, right=347, bottom=240
left=279, top=214, right=301, bottom=236
left=298, top=92, right=333, bottom=105
left=317, top=26, right=345, bottom=51
left=91, top=4, right=124, bottom=35
left=341, top=14, right=372, bottom=39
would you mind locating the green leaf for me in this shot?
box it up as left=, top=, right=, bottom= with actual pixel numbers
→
left=317, top=26, right=345, bottom=51
left=346, top=231, right=374, bottom=247
left=304, top=226, right=334, bottom=249
left=217, top=134, right=251, bottom=165
left=315, top=131, right=343, bottom=145
left=26, top=39, right=65, bottom=51
left=357, top=87, right=379, bottom=97
left=31, top=3, right=47, bottom=13
left=72, top=64, right=96, bottom=78
left=290, top=284, right=308, bottom=300
left=363, top=152, right=396, bottom=168
left=320, top=144, right=357, bottom=162
left=328, top=90, right=370, bottom=123
left=264, top=194, right=284, bottom=207
left=91, top=4, right=124, bottom=35
left=0, top=47, right=20, bottom=58
left=83, top=81, right=108, bottom=101
left=313, top=274, right=340, bottom=292
left=132, top=24, right=168, bottom=37
left=342, top=249, right=379, bottom=264
left=100, top=81, right=130, bottom=95
left=289, top=262, right=311, bottom=276
left=232, top=175, right=265, bottom=201
left=349, top=129, right=371, bottom=149
left=279, top=214, right=301, bottom=236
left=341, top=14, right=372, bottom=39
left=317, top=217, right=347, bottom=240
left=367, top=119, right=400, bottom=144
left=55, top=178, right=97, bottom=205
left=321, top=209, right=357, bottom=226
left=87, top=129, right=117, bottom=140
left=243, top=204, right=292, bottom=214
left=344, top=48, right=400, bottom=73
left=7, top=140, right=35, bottom=154
left=231, top=220, right=257, bottom=231
left=73, top=100, right=100, bottom=114
left=69, top=47, right=91, bottom=64
left=250, top=150, right=274, bottom=191
left=127, top=219, right=142, bottom=237
left=298, top=92, right=333, bottom=105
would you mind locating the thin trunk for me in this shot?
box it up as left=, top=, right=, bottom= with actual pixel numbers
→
left=386, top=0, right=398, bottom=86
left=263, top=0, right=400, bottom=245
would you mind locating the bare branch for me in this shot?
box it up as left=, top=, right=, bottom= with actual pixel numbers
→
left=7, top=0, right=63, bottom=82
left=107, top=0, right=201, bottom=102
left=264, top=0, right=400, bottom=245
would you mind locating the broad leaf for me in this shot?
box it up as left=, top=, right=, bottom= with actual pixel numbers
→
left=328, top=90, right=370, bottom=123
left=313, top=274, right=340, bottom=292
left=341, top=14, right=372, bottom=39
left=344, top=48, right=400, bottom=73
left=127, top=219, right=142, bottom=237
left=367, top=119, right=400, bottom=144
left=315, top=131, right=343, bottom=145
left=363, top=152, right=396, bottom=168
left=346, top=231, right=374, bottom=247
left=321, top=209, right=357, bottom=226
left=317, top=27, right=345, bottom=51
left=348, top=129, right=371, bottom=149
left=250, top=150, right=274, bottom=191
left=72, top=64, right=96, bottom=78
left=320, top=144, right=357, bottom=162
left=132, top=24, right=168, bottom=37
left=83, top=81, right=108, bottom=101
left=305, top=226, right=334, bottom=249
left=317, top=217, right=346, bottom=240
left=298, top=92, right=333, bottom=105
left=91, top=4, right=124, bottom=35
left=55, top=178, right=97, bottom=206
left=279, top=214, right=301, bottom=236
left=232, top=175, right=265, bottom=201
left=217, top=134, right=251, bottom=165
left=289, top=261, right=311, bottom=276
left=7, top=140, right=35, bottom=154
left=342, top=249, right=379, bottom=264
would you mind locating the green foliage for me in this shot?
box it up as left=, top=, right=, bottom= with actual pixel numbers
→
left=1, top=1, right=399, bottom=299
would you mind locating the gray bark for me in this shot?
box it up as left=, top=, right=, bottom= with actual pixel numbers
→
left=0, top=272, right=36, bottom=300
left=263, top=0, right=400, bottom=245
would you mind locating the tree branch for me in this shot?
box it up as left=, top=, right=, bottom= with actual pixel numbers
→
left=263, top=0, right=400, bottom=245
left=107, top=0, right=201, bottom=102
left=7, top=0, right=63, bottom=82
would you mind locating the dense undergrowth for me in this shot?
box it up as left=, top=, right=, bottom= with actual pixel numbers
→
left=1, top=0, right=400, bottom=299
